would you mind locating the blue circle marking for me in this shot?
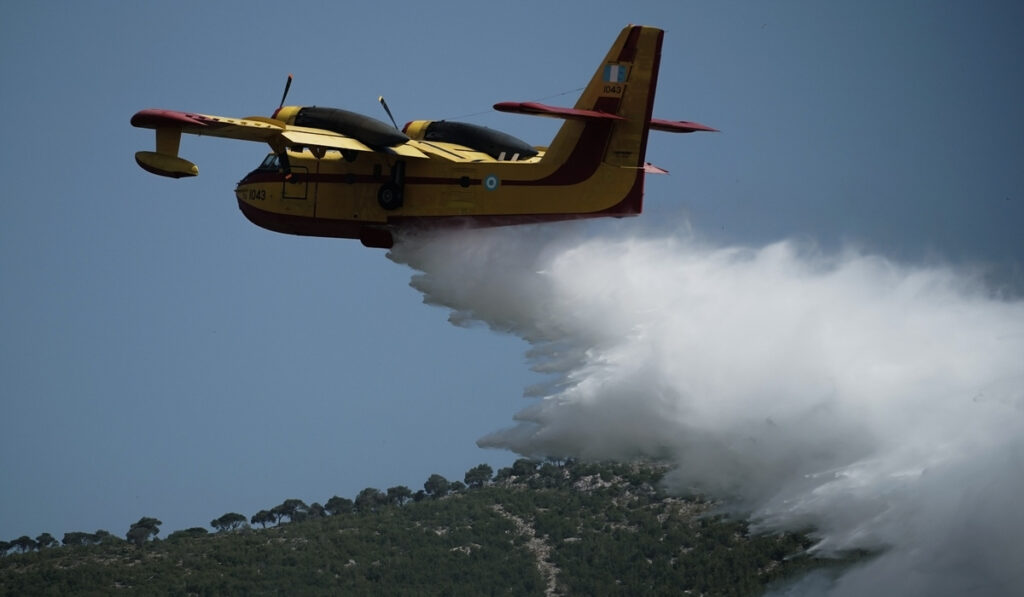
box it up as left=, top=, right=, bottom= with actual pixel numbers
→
left=484, top=174, right=500, bottom=191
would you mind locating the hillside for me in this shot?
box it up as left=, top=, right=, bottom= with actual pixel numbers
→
left=1, top=460, right=858, bottom=595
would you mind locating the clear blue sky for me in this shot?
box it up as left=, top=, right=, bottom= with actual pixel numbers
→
left=2, top=0, right=1022, bottom=547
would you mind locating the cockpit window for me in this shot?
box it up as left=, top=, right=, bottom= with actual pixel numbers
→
left=258, top=154, right=280, bottom=170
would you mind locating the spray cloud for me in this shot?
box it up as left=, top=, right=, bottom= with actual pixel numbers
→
left=389, top=223, right=1024, bottom=596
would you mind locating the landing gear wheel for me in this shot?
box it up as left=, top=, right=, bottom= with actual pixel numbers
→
left=377, top=183, right=403, bottom=210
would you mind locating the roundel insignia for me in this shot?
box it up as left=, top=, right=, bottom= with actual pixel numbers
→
left=483, top=174, right=500, bottom=191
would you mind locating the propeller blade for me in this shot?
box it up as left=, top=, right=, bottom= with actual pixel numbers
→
left=278, top=74, right=293, bottom=109
left=379, top=96, right=399, bottom=130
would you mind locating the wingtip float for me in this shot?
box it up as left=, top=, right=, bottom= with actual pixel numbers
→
left=131, top=25, right=716, bottom=249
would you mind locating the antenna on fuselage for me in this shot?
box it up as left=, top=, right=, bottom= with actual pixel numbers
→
left=378, top=96, right=400, bottom=131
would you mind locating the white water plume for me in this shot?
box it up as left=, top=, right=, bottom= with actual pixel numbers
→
left=388, top=223, right=1024, bottom=596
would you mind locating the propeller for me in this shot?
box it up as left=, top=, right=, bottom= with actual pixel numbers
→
left=277, top=74, right=294, bottom=113
left=274, top=74, right=295, bottom=179
left=378, top=96, right=400, bottom=130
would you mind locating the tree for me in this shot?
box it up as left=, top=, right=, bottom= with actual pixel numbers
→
left=424, top=474, right=450, bottom=498
left=355, top=488, right=386, bottom=512
left=536, top=462, right=566, bottom=487
left=539, top=462, right=562, bottom=477
left=62, top=532, right=95, bottom=546
left=386, top=485, right=413, bottom=506
left=167, top=527, right=208, bottom=541
left=449, top=481, right=466, bottom=493
left=126, top=517, right=162, bottom=546
left=93, top=529, right=119, bottom=544
left=35, top=533, right=58, bottom=549
left=308, top=502, right=326, bottom=518
left=250, top=510, right=275, bottom=528
left=271, top=499, right=309, bottom=524
left=0, top=540, right=10, bottom=555
left=211, top=512, right=248, bottom=532
left=464, top=463, right=494, bottom=488
left=324, top=496, right=353, bottom=515
left=127, top=527, right=153, bottom=546
left=11, top=535, right=38, bottom=553
left=512, top=458, right=538, bottom=477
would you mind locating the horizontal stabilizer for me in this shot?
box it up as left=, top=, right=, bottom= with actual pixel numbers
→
left=493, top=101, right=625, bottom=121
left=649, top=118, right=718, bottom=133
left=494, top=103, right=717, bottom=135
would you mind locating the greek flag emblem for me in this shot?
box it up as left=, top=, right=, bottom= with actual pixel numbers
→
left=603, top=64, right=627, bottom=83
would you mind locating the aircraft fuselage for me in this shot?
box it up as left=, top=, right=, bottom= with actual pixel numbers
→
left=234, top=134, right=643, bottom=246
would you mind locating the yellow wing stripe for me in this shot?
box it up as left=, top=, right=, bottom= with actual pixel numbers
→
left=132, top=109, right=427, bottom=158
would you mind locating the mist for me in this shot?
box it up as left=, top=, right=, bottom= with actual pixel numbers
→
left=388, top=223, right=1024, bottom=596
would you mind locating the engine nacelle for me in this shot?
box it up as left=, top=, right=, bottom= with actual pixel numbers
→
left=403, top=120, right=538, bottom=161
left=274, top=106, right=408, bottom=148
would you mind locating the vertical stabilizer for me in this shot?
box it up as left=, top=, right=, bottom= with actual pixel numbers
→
left=543, top=26, right=663, bottom=169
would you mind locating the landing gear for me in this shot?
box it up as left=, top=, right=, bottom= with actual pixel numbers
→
left=377, top=182, right=403, bottom=210
left=377, top=160, right=406, bottom=211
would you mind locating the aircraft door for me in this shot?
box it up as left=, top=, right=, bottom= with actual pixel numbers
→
left=280, top=165, right=316, bottom=218
left=283, top=166, right=308, bottom=200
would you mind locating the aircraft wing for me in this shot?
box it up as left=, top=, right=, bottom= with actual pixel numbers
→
left=131, top=108, right=425, bottom=177
left=279, top=127, right=427, bottom=158
left=131, top=109, right=285, bottom=142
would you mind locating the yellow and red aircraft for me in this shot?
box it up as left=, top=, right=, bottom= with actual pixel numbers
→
left=132, top=25, right=715, bottom=248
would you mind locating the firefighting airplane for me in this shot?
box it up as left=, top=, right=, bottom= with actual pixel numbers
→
left=131, top=25, right=715, bottom=248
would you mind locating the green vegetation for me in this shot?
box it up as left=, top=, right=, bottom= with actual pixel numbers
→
left=126, top=517, right=162, bottom=547
left=0, top=460, right=861, bottom=595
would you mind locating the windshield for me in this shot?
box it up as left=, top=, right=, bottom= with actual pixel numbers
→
left=257, top=153, right=280, bottom=170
